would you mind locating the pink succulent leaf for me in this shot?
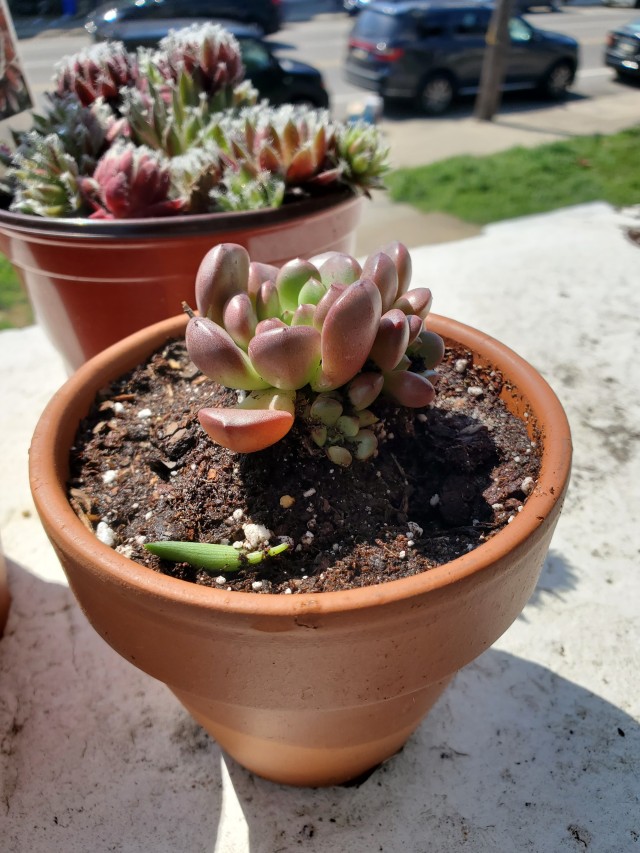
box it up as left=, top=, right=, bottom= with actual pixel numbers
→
left=313, top=278, right=382, bottom=391
left=370, top=309, right=410, bottom=372
left=318, top=253, right=362, bottom=287
left=281, top=118, right=300, bottom=160
left=195, top=243, right=250, bottom=324
left=186, top=316, right=269, bottom=391
left=394, top=288, right=433, bottom=319
left=255, top=317, right=287, bottom=335
left=407, top=314, right=424, bottom=346
left=285, top=147, right=317, bottom=184
left=297, top=278, right=326, bottom=306
left=257, top=144, right=281, bottom=174
left=222, top=292, right=257, bottom=350
left=350, top=428, right=378, bottom=461
left=383, top=371, right=436, bottom=408
left=360, top=251, right=399, bottom=312
left=313, top=125, right=327, bottom=166
left=248, top=325, right=322, bottom=390
left=256, top=280, right=282, bottom=321
left=276, top=259, right=321, bottom=312
left=198, top=407, right=294, bottom=453
left=313, top=283, right=346, bottom=330
left=291, top=303, right=316, bottom=326
left=380, top=241, right=412, bottom=297
left=347, top=372, right=385, bottom=410
left=248, top=261, right=278, bottom=297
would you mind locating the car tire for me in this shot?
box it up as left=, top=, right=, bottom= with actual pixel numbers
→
left=541, top=61, right=574, bottom=99
left=418, top=73, right=455, bottom=116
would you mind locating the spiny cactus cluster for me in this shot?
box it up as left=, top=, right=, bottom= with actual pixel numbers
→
left=1, top=23, right=388, bottom=220
left=185, top=242, right=445, bottom=467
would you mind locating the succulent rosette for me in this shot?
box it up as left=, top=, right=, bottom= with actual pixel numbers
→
left=2, top=24, right=389, bottom=219
left=185, top=242, right=445, bottom=466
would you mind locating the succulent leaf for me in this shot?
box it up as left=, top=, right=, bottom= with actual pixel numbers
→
left=186, top=316, right=269, bottom=390
left=222, top=292, right=257, bottom=350
left=196, top=242, right=250, bottom=324
left=276, top=258, right=320, bottom=312
left=394, top=287, right=433, bottom=319
left=318, top=253, right=362, bottom=287
left=383, top=371, right=436, bottom=408
left=370, top=309, right=411, bottom=372
left=248, top=325, right=322, bottom=390
left=360, top=251, right=399, bottom=312
left=347, top=372, right=385, bottom=411
left=313, top=279, right=382, bottom=391
left=380, top=241, right=412, bottom=296
left=198, top=407, right=294, bottom=452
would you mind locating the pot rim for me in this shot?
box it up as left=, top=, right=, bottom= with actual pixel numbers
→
left=0, top=189, right=358, bottom=241
left=30, top=312, right=572, bottom=617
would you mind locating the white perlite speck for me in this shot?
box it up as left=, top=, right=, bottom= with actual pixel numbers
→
left=284, top=588, right=292, bottom=595
left=454, top=358, right=468, bottom=373
left=303, top=488, right=316, bottom=498
left=398, top=551, right=406, bottom=559
left=251, top=581, right=263, bottom=591
left=521, top=476, right=535, bottom=495
left=232, top=508, right=244, bottom=521
left=242, top=523, right=271, bottom=549
left=407, top=520, right=423, bottom=539
left=429, top=494, right=440, bottom=507
left=467, top=386, right=484, bottom=397
left=215, top=576, right=226, bottom=585
left=113, top=402, right=124, bottom=415
left=101, top=470, right=117, bottom=485
left=96, top=521, right=117, bottom=547
left=137, top=408, right=152, bottom=419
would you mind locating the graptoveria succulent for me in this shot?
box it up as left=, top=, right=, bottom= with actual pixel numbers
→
left=185, top=242, right=445, bottom=466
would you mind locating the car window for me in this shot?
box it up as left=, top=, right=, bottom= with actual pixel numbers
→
left=121, top=0, right=176, bottom=20
left=353, top=10, right=417, bottom=41
left=451, top=11, right=489, bottom=36
left=509, top=16, right=533, bottom=43
left=240, top=38, right=274, bottom=73
left=416, top=13, right=446, bottom=38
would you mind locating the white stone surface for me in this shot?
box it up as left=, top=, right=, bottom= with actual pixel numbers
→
left=1, top=203, right=639, bottom=852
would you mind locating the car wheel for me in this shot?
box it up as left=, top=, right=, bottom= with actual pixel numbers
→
left=542, top=61, right=574, bottom=99
left=418, top=73, right=454, bottom=116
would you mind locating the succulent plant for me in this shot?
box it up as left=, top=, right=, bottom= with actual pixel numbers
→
left=53, top=41, right=140, bottom=110
left=81, top=140, right=184, bottom=219
left=184, top=242, right=444, bottom=467
left=2, top=24, right=389, bottom=219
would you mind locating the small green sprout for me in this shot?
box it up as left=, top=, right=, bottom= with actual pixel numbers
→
left=144, top=540, right=289, bottom=573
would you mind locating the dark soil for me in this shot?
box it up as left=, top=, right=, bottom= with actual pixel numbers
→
left=67, top=339, right=541, bottom=594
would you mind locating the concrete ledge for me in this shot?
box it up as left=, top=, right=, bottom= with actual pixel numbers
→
left=1, top=203, right=638, bottom=851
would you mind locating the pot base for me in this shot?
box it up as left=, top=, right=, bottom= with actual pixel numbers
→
left=172, top=676, right=453, bottom=787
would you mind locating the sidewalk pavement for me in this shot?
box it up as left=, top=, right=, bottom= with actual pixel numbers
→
left=1, top=201, right=639, bottom=852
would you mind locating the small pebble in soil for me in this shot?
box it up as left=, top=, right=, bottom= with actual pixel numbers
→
left=96, top=521, right=117, bottom=547
left=137, top=408, right=152, bottom=419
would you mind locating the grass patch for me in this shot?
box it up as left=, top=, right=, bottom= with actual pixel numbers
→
left=387, top=127, right=640, bottom=225
left=0, top=254, right=32, bottom=330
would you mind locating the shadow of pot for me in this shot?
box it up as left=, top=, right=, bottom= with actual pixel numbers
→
left=28, top=312, right=572, bottom=786
left=0, top=192, right=362, bottom=373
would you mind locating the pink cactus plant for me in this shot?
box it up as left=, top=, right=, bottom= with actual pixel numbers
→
left=184, top=241, right=445, bottom=467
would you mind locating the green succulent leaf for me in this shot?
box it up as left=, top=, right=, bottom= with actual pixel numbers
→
left=144, top=540, right=289, bottom=572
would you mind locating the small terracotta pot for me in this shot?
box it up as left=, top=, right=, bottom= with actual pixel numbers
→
left=0, top=192, right=361, bottom=373
left=29, top=313, right=571, bottom=787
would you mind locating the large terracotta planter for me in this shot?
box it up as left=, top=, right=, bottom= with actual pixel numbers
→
left=29, top=313, right=571, bottom=787
left=0, top=192, right=362, bottom=373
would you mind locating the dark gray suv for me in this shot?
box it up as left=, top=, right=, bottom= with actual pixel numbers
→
left=345, top=1, right=579, bottom=114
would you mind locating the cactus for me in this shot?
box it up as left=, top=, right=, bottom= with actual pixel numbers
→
left=8, top=133, right=85, bottom=217
left=185, top=242, right=444, bottom=466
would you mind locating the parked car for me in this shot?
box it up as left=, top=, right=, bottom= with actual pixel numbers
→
left=601, top=0, right=640, bottom=8
left=605, top=17, right=640, bottom=78
left=83, top=16, right=330, bottom=108
left=344, top=0, right=579, bottom=114
left=85, top=0, right=283, bottom=39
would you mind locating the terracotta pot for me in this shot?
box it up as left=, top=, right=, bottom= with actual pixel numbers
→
left=29, top=313, right=571, bottom=787
left=0, top=192, right=362, bottom=373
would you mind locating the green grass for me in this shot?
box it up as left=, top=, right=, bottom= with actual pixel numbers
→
left=387, top=127, right=640, bottom=226
left=0, top=254, right=32, bottom=330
